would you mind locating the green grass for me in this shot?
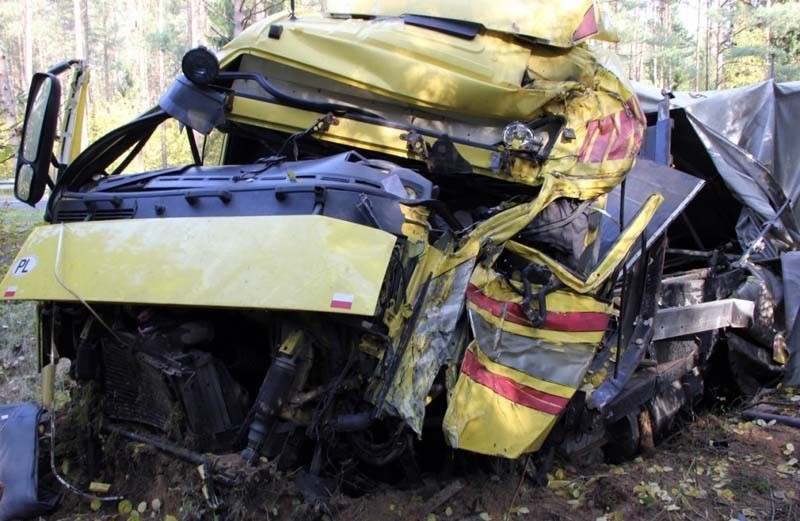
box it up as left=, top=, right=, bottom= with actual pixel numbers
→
left=0, top=206, right=43, bottom=403
left=0, top=205, right=42, bottom=269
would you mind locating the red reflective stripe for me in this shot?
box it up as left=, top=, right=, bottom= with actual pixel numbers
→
left=578, top=119, right=599, bottom=162
left=627, top=98, right=646, bottom=126
left=589, top=115, right=614, bottom=163
left=580, top=98, right=647, bottom=164
left=627, top=99, right=646, bottom=151
left=607, top=112, right=634, bottom=160
left=467, top=284, right=610, bottom=332
left=572, top=5, right=598, bottom=42
left=461, top=349, right=569, bottom=415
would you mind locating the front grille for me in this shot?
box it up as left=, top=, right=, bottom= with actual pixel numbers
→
left=101, top=338, right=178, bottom=433
left=56, top=207, right=135, bottom=222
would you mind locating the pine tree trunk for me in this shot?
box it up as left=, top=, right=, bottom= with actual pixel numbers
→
left=695, top=0, right=702, bottom=90
left=81, top=0, right=90, bottom=61
left=765, top=0, right=773, bottom=79
left=0, top=54, right=17, bottom=135
left=187, top=0, right=195, bottom=47
left=23, top=0, right=32, bottom=82
left=234, top=0, right=246, bottom=37
left=704, top=0, right=711, bottom=90
left=158, top=0, right=167, bottom=167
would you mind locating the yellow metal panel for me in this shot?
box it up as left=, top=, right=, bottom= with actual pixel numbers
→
left=1, top=216, right=395, bottom=315
left=220, top=14, right=539, bottom=119
left=506, top=192, right=664, bottom=294
left=322, top=0, right=613, bottom=47
left=443, top=373, right=556, bottom=457
left=60, top=64, right=90, bottom=164
left=443, top=344, right=572, bottom=457
left=468, top=305, right=605, bottom=344
left=228, top=96, right=500, bottom=175
left=221, top=13, right=643, bottom=196
left=471, top=341, right=576, bottom=399
left=469, top=263, right=612, bottom=314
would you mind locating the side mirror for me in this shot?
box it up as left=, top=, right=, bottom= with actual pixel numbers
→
left=15, top=73, right=61, bottom=206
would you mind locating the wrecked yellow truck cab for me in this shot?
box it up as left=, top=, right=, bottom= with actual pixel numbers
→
left=2, top=1, right=795, bottom=515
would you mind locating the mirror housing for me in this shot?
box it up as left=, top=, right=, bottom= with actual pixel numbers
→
left=14, top=73, right=61, bottom=206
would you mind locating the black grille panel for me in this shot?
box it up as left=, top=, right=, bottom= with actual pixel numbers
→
left=56, top=207, right=135, bottom=222
left=101, top=338, right=177, bottom=432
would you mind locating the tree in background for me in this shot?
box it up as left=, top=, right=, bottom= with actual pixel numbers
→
left=602, top=0, right=799, bottom=89
left=206, top=0, right=285, bottom=47
left=0, top=0, right=797, bottom=179
left=720, top=0, right=800, bottom=85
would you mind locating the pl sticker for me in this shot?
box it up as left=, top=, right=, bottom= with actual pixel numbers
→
left=11, top=256, right=37, bottom=277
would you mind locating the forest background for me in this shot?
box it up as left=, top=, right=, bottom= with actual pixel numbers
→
left=0, top=0, right=798, bottom=178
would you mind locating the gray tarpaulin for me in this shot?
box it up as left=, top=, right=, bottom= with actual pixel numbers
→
left=781, top=252, right=800, bottom=385
left=636, top=81, right=800, bottom=384
left=635, top=81, right=800, bottom=230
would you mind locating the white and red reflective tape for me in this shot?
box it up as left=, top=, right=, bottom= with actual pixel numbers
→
left=330, top=292, right=354, bottom=310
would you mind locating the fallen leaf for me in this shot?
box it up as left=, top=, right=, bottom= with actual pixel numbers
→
left=90, top=499, right=102, bottom=512
left=479, top=513, right=491, bottom=521
left=118, top=499, right=133, bottom=514
left=716, top=489, right=735, bottom=502
left=150, top=498, right=162, bottom=512
left=445, top=506, right=453, bottom=517
left=88, top=482, right=111, bottom=493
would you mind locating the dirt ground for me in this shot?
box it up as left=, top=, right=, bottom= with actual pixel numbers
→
left=2, top=205, right=799, bottom=521
left=43, top=393, right=799, bottom=521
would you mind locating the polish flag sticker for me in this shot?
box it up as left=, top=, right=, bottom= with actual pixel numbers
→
left=330, top=293, right=354, bottom=310
left=4, top=286, right=17, bottom=298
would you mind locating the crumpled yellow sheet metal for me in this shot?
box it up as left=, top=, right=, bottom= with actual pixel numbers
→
left=508, top=47, right=647, bottom=198
left=432, top=183, right=661, bottom=456
left=442, top=260, right=613, bottom=458
left=216, top=6, right=655, bottom=457
left=379, top=256, right=476, bottom=433
left=322, top=0, right=617, bottom=47
left=220, top=11, right=644, bottom=198
left=377, top=185, right=661, bottom=453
